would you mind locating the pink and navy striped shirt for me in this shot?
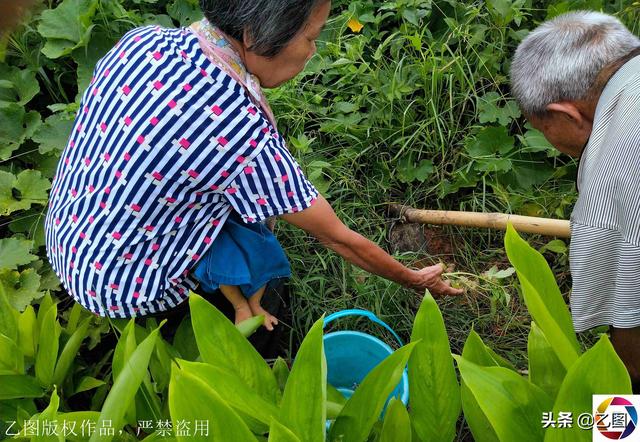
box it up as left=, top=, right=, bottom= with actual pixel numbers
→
left=44, top=25, right=318, bottom=318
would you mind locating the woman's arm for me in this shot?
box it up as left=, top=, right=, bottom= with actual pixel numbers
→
left=281, top=196, right=463, bottom=297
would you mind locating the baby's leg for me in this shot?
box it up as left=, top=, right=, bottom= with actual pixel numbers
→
left=248, top=285, right=279, bottom=331
left=219, top=285, right=252, bottom=325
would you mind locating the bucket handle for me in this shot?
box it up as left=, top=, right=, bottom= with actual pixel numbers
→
left=323, top=309, right=404, bottom=347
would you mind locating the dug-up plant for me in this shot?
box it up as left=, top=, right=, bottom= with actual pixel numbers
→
left=1, top=225, right=632, bottom=441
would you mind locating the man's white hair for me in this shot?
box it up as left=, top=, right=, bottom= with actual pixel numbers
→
left=511, top=11, right=640, bottom=116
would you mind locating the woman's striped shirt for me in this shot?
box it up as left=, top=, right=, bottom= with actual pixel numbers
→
left=44, top=25, right=318, bottom=318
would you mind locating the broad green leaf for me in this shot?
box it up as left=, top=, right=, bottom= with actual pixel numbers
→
left=34, top=387, right=63, bottom=442
left=0, top=375, right=45, bottom=399
left=279, top=318, right=326, bottom=442
left=267, top=418, right=301, bottom=442
left=0, top=283, right=18, bottom=343
left=0, top=105, right=41, bottom=160
left=189, top=293, right=280, bottom=403
left=329, top=342, right=418, bottom=442
left=327, top=383, right=347, bottom=407
left=8, top=212, right=47, bottom=249
left=545, top=335, right=632, bottom=442
left=466, top=126, right=515, bottom=157
left=52, top=317, right=90, bottom=386
left=462, top=329, right=516, bottom=371
left=272, top=357, right=290, bottom=392
left=455, top=356, right=552, bottom=442
left=89, top=328, right=159, bottom=442
left=459, top=330, right=507, bottom=442
left=112, top=320, right=138, bottom=426
left=166, top=0, right=203, bottom=27
left=528, top=322, right=565, bottom=399
left=35, top=304, right=60, bottom=388
left=172, top=315, right=199, bottom=361
left=477, top=92, right=521, bottom=126
left=379, top=398, right=411, bottom=442
left=236, top=314, right=265, bottom=337
left=55, top=411, right=100, bottom=442
left=37, top=0, right=99, bottom=58
left=409, top=292, right=460, bottom=442
left=0, top=333, right=23, bottom=373
left=32, top=114, right=74, bottom=154
left=72, top=31, right=114, bottom=95
left=0, top=237, right=38, bottom=270
left=504, top=224, right=580, bottom=369
left=0, top=64, right=39, bottom=106
left=169, top=365, right=257, bottom=442
left=179, top=359, right=279, bottom=429
left=14, top=170, right=51, bottom=204
left=0, top=268, right=43, bottom=311
left=73, top=376, right=105, bottom=395
left=18, top=305, right=37, bottom=359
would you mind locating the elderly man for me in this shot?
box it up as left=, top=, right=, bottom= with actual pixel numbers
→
left=511, top=11, right=640, bottom=390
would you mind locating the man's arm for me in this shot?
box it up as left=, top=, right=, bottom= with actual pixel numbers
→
left=281, top=195, right=462, bottom=297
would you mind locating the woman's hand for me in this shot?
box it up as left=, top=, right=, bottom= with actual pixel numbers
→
left=281, top=195, right=463, bottom=297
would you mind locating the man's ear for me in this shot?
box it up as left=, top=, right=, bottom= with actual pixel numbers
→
left=546, top=102, right=588, bottom=127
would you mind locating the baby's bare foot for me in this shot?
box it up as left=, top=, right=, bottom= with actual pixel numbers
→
left=234, top=303, right=253, bottom=325
left=248, top=299, right=279, bottom=331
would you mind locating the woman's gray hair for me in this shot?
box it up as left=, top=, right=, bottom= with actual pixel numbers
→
left=511, top=11, right=640, bottom=116
left=199, top=0, right=328, bottom=57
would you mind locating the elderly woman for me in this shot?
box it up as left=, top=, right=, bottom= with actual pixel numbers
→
left=44, top=0, right=461, bottom=330
left=510, top=11, right=640, bottom=390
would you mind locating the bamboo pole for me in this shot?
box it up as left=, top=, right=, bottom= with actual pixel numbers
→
left=389, top=204, right=571, bottom=238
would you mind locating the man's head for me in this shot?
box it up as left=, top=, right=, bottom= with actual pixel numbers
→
left=511, top=11, right=640, bottom=157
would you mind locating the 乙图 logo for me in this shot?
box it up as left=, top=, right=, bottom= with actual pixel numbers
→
left=593, top=395, right=639, bottom=441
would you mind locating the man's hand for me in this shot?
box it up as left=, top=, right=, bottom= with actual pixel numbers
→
left=405, top=264, right=463, bottom=297
left=281, top=195, right=462, bottom=297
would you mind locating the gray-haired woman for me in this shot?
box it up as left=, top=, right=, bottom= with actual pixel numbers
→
left=44, top=0, right=462, bottom=334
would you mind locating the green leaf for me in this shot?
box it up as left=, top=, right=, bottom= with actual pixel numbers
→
left=0, top=283, right=18, bottom=343
left=0, top=64, right=39, bottom=106
left=0, top=333, right=23, bottom=373
left=379, top=398, right=411, bottom=442
left=329, top=342, right=418, bottom=442
left=172, top=316, right=199, bottom=361
left=14, top=170, right=51, bottom=203
left=397, top=156, right=434, bottom=183
left=178, top=359, right=279, bottom=429
left=455, top=356, right=552, bottom=442
left=89, top=327, right=159, bottom=442
left=35, top=304, right=60, bottom=388
left=53, top=317, right=90, bottom=386
left=478, top=92, right=521, bottom=126
left=32, top=113, right=74, bottom=154
left=0, top=375, right=45, bottom=399
left=279, top=317, right=326, bottom=442
left=0, top=237, right=38, bottom=270
left=0, top=268, right=44, bottom=311
left=520, top=129, right=554, bottom=154
left=236, top=314, right=265, bottom=337
left=504, top=224, right=581, bottom=369
left=528, top=322, right=565, bottom=399
left=272, top=357, right=290, bottom=392
left=0, top=105, right=41, bottom=160
left=112, top=319, right=138, bottom=426
left=267, top=418, right=301, bottom=442
left=409, top=292, right=460, bottom=442
left=72, top=31, right=115, bottom=95
left=73, top=376, right=105, bottom=395
left=169, top=365, right=258, bottom=442
left=17, top=305, right=37, bottom=359
left=545, top=335, right=632, bottom=442
left=466, top=126, right=515, bottom=157
left=34, top=387, right=63, bottom=442
left=189, top=293, right=280, bottom=403
left=37, top=0, right=99, bottom=59
left=167, top=0, right=203, bottom=27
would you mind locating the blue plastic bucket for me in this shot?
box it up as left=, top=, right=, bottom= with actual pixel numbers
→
left=323, top=309, right=409, bottom=407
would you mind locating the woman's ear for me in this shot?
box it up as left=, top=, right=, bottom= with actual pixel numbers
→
left=242, top=28, right=255, bottom=51
left=546, top=102, right=588, bottom=127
